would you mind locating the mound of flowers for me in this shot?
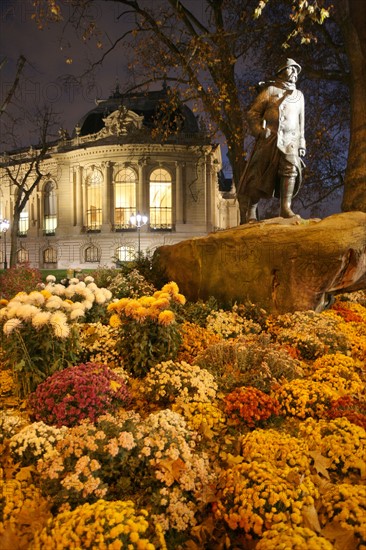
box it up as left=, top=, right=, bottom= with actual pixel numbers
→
left=0, top=275, right=365, bottom=549
left=30, top=499, right=166, bottom=549
left=0, top=276, right=113, bottom=396
left=28, top=362, right=131, bottom=427
left=107, top=282, right=186, bottom=377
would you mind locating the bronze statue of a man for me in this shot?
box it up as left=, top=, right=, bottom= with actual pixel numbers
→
left=237, top=58, right=306, bottom=223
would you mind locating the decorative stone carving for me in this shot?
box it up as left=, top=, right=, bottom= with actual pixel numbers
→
left=153, top=212, right=366, bottom=313
left=99, top=107, right=144, bottom=137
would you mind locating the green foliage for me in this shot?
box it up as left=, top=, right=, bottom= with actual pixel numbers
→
left=2, top=324, right=80, bottom=399
left=91, top=266, right=156, bottom=299
left=0, top=265, right=42, bottom=299
left=179, top=297, right=218, bottom=327
left=117, top=320, right=181, bottom=378
left=196, top=334, right=304, bottom=393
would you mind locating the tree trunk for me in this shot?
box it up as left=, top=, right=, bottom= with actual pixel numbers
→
left=9, top=208, right=20, bottom=268
left=340, top=0, right=366, bottom=212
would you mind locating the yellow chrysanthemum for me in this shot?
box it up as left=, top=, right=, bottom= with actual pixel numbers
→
left=151, top=297, right=171, bottom=310
left=173, top=293, right=186, bottom=305
left=134, top=306, right=150, bottom=321
left=158, top=310, right=175, bottom=326
left=161, top=281, right=179, bottom=296
left=124, top=300, right=141, bottom=317
left=153, top=291, right=171, bottom=302
left=139, top=296, right=156, bottom=307
left=110, top=314, right=122, bottom=328
left=40, top=289, right=52, bottom=300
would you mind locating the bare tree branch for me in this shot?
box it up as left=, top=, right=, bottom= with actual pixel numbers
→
left=0, top=55, right=26, bottom=118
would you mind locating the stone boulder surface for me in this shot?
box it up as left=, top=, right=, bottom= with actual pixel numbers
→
left=153, top=212, right=366, bottom=314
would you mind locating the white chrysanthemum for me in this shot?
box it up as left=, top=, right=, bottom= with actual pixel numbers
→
left=28, top=291, right=45, bottom=307
left=12, top=292, right=28, bottom=303
left=45, top=296, right=63, bottom=310
left=84, top=276, right=94, bottom=283
left=83, top=300, right=93, bottom=311
left=32, top=311, right=52, bottom=329
left=101, top=288, right=112, bottom=301
left=50, top=311, right=69, bottom=339
left=52, top=283, right=67, bottom=296
left=63, top=286, right=76, bottom=299
left=46, top=275, right=56, bottom=283
left=6, top=305, right=20, bottom=319
left=69, top=278, right=79, bottom=284
left=60, top=300, right=72, bottom=312
left=83, top=288, right=94, bottom=302
left=94, top=290, right=107, bottom=304
left=70, top=309, right=85, bottom=320
left=16, top=304, right=39, bottom=320
left=71, top=301, right=85, bottom=311
left=75, top=281, right=86, bottom=290
left=3, top=318, right=23, bottom=335
left=51, top=322, right=70, bottom=339
left=87, top=282, right=98, bottom=291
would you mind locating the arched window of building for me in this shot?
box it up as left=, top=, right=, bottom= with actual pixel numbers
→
left=114, top=167, right=137, bottom=230
left=19, top=209, right=29, bottom=236
left=149, top=168, right=172, bottom=230
left=43, top=246, right=58, bottom=264
left=17, top=247, right=29, bottom=263
left=43, top=180, right=57, bottom=234
left=115, top=245, right=135, bottom=262
left=85, top=244, right=100, bottom=263
left=85, top=167, right=102, bottom=231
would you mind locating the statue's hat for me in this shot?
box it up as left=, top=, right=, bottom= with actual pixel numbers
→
left=275, top=58, right=302, bottom=74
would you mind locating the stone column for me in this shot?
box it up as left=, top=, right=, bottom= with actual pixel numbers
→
left=175, top=161, right=184, bottom=226
left=102, top=161, right=112, bottom=229
left=137, top=159, right=146, bottom=214
left=205, top=153, right=214, bottom=232
left=79, top=166, right=86, bottom=229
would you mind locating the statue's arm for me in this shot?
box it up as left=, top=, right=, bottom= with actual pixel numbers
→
left=247, top=88, right=269, bottom=138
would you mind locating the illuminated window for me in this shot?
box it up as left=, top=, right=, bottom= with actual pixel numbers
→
left=43, top=246, right=57, bottom=264
left=17, top=247, right=29, bottom=263
left=43, top=181, right=57, bottom=234
left=149, top=168, right=172, bottom=230
left=19, top=210, right=29, bottom=236
left=116, top=245, right=135, bottom=262
left=85, top=244, right=100, bottom=263
left=86, top=167, right=102, bottom=231
left=114, top=168, right=136, bottom=229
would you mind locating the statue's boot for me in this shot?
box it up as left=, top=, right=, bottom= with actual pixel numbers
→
left=246, top=201, right=259, bottom=223
left=280, top=176, right=297, bottom=218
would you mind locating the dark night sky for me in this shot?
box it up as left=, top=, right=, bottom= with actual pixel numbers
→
left=0, top=0, right=208, bottom=149
left=0, top=0, right=138, bottom=146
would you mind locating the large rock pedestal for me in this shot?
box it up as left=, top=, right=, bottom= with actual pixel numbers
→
left=153, top=212, right=366, bottom=314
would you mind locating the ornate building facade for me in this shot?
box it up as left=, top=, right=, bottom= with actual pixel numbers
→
left=0, top=86, right=238, bottom=269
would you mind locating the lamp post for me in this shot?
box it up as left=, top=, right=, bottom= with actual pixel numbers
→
left=0, top=219, right=10, bottom=269
left=129, top=212, right=148, bottom=258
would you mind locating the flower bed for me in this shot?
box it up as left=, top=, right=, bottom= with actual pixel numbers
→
left=0, top=278, right=365, bottom=549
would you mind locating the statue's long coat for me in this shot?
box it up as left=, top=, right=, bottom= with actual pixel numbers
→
left=238, top=82, right=306, bottom=200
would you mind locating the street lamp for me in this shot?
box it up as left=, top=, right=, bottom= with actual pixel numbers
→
left=0, top=219, right=10, bottom=269
left=129, top=212, right=148, bottom=258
